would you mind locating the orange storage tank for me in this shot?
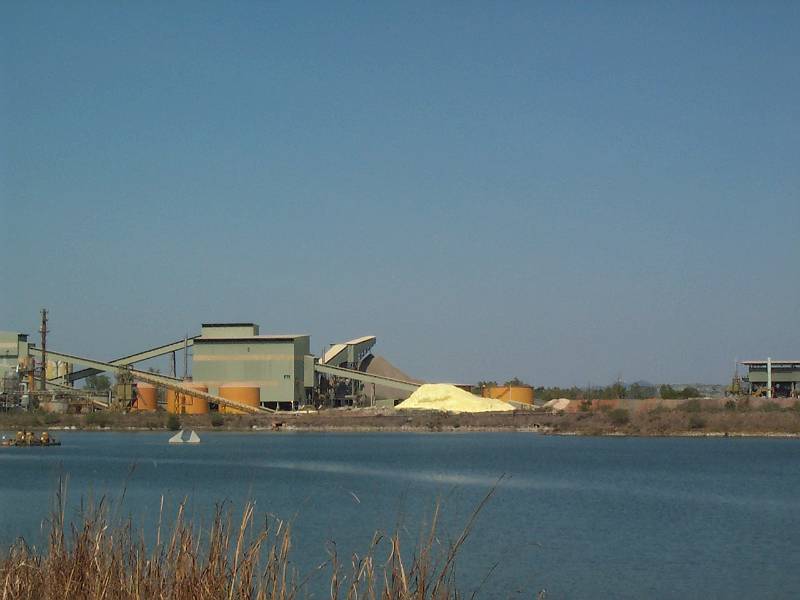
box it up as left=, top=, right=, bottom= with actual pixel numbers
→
left=167, top=382, right=209, bottom=414
left=134, top=383, right=158, bottom=412
left=482, top=385, right=534, bottom=405
left=218, top=384, right=260, bottom=414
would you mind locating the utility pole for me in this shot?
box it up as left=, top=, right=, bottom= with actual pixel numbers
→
left=183, top=332, right=188, bottom=380
left=39, top=308, right=48, bottom=391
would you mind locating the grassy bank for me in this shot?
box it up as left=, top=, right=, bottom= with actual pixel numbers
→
left=1, top=482, right=503, bottom=600
left=2, top=402, right=800, bottom=436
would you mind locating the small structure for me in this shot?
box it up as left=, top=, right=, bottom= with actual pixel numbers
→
left=740, top=359, right=800, bottom=398
left=168, top=429, right=200, bottom=444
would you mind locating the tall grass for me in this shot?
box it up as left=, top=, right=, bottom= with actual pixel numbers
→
left=0, top=479, right=505, bottom=599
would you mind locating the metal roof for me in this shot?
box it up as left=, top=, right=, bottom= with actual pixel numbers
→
left=740, top=360, right=800, bottom=366
left=195, top=335, right=308, bottom=343
left=324, top=343, right=347, bottom=363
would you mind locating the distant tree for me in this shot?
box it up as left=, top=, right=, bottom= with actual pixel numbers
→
left=504, top=377, right=529, bottom=387
left=600, top=381, right=625, bottom=400
left=680, top=386, right=700, bottom=399
left=146, top=368, right=166, bottom=403
left=85, top=374, right=111, bottom=392
left=660, top=385, right=678, bottom=399
left=535, top=386, right=582, bottom=402
left=477, top=380, right=498, bottom=388
left=628, top=383, right=656, bottom=399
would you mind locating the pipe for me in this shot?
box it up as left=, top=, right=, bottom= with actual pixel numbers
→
left=767, top=357, right=772, bottom=398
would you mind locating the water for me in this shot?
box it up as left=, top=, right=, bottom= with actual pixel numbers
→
left=1, top=431, right=799, bottom=598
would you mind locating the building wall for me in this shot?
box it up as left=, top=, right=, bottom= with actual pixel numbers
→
left=192, top=337, right=308, bottom=405
left=293, top=336, right=310, bottom=399
left=746, top=369, right=800, bottom=384
left=200, top=324, right=259, bottom=338
left=0, top=332, right=27, bottom=377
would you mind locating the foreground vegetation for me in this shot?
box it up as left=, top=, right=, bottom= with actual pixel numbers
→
left=0, top=483, right=506, bottom=600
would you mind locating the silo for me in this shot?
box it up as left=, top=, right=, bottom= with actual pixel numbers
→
left=218, top=384, right=260, bottom=414
left=45, top=360, right=58, bottom=380
left=167, top=383, right=209, bottom=415
left=134, top=383, right=158, bottom=411
left=482, top=385, right=534, bottom=405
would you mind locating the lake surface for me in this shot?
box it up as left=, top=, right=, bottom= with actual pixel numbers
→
left=1, top=431, right=798, bottom=598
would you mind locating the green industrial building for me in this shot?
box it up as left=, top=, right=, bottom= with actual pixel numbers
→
left=191, top=323, right=311, bottom=409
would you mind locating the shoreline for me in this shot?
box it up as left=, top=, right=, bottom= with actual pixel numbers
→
left=2, top=406, right=800, bottom=438
left=0, top=413, right=800, bottom=439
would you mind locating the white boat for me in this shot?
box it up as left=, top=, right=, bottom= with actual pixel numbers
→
left=168, top=429, right=201, bottom=444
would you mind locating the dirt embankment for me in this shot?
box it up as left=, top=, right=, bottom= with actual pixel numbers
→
left=2, top=405, right=800, bottom=436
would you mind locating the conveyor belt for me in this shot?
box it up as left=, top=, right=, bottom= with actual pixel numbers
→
left=49, top=337, right=199, bottom=384
left=314, top=362, right=420, bottom=393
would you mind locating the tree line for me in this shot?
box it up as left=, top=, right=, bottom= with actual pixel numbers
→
left=477, top=379, right=700, bottom=401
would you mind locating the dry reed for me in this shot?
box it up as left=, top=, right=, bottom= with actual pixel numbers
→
left=0, top=478, right=504, bottom=600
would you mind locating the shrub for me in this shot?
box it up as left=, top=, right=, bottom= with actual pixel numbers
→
left=724, top=399, right=737, bottom=411
left=761, top=401, right=781, bottom=412
left=680, top=399, right=702, bottom=413
left=688, top=414, right=706, bottom=430
left=210, top=414, right=224, bottom=427
left=84, top=411, right=109, bottom=428
left=42, top=413, right=61, bottom=425
left=166, top=414, right=181, bottom=431
left=608, top=408, right=630, bottom=426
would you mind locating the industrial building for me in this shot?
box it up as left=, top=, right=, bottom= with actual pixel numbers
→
left=192, top=323, right=310, bottom=410
left=740, top=359, right=800, bottom=398
left=0, top=319, right=420, bottom=413
left=0, top=332, right=28, bottom=378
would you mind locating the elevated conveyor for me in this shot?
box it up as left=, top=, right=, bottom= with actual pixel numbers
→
left=52, top=336, right=199, bottom=384
left=314, top=362, right=420, bottom=393
left=322, top=336, right=376, bottom=367
left=29, top=347, right=272, bottom=414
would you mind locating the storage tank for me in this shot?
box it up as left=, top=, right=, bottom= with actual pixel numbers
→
left=134, top=382, right=158, bottom=412
left=45, top=360, right=58, bottom=380
left=482, top=385, right=534, bottom=405
left=218, top=384, right=260, bottom=414
left=166, top=382, right=209, bottom=415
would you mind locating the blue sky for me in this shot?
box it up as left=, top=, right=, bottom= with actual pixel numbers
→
left=1, top=2, right=798, bottom=385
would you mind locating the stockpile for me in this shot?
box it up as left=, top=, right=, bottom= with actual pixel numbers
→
left=543, top=398, right=571, bottom=411
left=361, top=355, right=423, bottom=400
left=395, top=384, right=515, bottom=413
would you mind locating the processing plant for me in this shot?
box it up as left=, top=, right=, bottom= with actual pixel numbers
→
left=0, top=317, right=422, bottom=414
